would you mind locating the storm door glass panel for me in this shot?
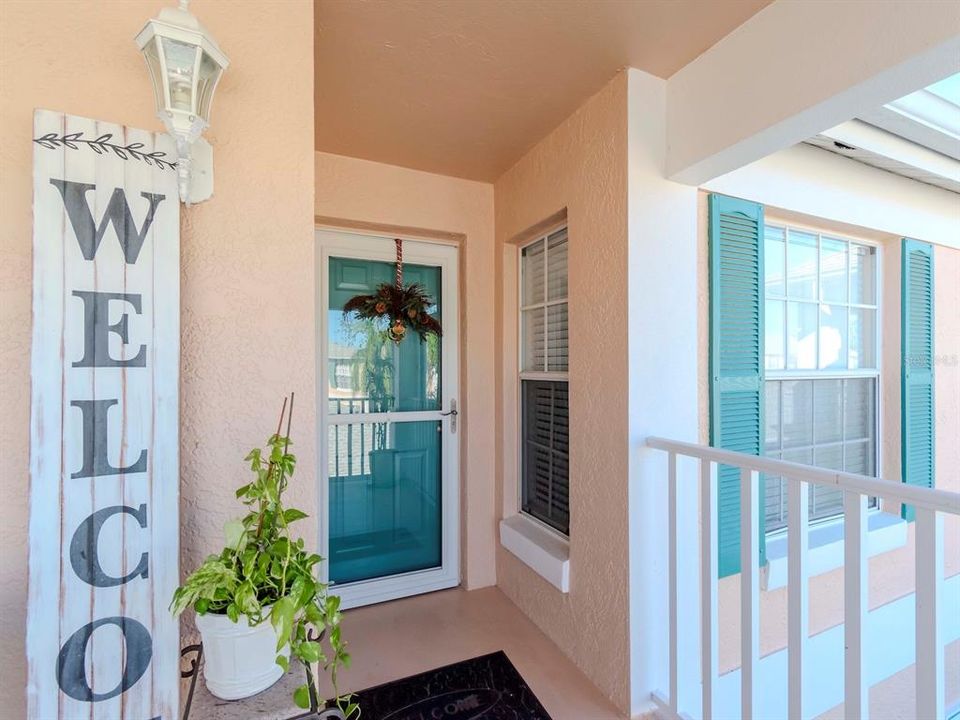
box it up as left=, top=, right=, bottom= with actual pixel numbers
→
left=327, top=420, right=441, bottom=584
left=328, top=257, right=441, bottom=414
left=327, top=256, right=443, bottom=584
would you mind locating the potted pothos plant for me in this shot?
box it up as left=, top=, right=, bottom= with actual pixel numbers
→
left=171, top=394, right=359, bottom=718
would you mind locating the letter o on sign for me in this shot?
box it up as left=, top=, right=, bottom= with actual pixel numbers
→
left=56, top=617, right=152, bottom=701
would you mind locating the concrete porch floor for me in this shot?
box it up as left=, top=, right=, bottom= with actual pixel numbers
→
left=314, top=586, right=626, bottom=719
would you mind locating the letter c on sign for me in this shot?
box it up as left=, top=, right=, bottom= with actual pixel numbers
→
left=70, top=504, right=149, bottom=587
left=56, top=617, right=152, bottom=701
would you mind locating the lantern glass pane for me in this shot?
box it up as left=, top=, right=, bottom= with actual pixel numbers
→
left=161, top=37, right=199, bottom=113
left=141, top=37, right=166, bottom=112
left=195, top=51, right=222, bottom=122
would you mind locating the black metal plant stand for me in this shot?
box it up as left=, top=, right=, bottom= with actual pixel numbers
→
left=179, top=644, right=203, bottom=719
left=180, top=643, right=346, bottom=720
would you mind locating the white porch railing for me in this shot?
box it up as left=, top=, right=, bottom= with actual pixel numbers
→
left=646, top=436, right=960, bottom=720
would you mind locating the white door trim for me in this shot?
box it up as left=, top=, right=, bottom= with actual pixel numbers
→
left=315, top=228, right=461, bottom=609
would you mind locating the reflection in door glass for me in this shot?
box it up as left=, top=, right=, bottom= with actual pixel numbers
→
left=328, top=421, right=442, bottom=584
left=328, top=257, right=440, bottom=414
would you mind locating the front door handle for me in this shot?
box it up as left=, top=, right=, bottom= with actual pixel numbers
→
left=440, top=400, right=458, bottom=433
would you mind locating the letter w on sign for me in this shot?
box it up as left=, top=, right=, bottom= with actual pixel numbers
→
left=28, top=109, right=180, bottom=720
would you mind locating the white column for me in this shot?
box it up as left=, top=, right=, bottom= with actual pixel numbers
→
left=740, top=468, right=760, bottom=719
left=788, top=479, right=809, bottom=720
left=700, top=460, right=719, bottom=720
left=915, top=507, right=944, bottom=720
left=668, top=452, right=679, bottom=715
left=844, top=491, right=869, bottom=719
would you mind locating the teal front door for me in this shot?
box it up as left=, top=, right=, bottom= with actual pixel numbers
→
left=318, top=230, right=460, bottom=608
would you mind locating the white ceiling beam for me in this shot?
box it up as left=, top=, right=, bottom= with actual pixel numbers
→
left=859, top=90, right=960, bottom=160
left=665, top=0, right=960, bottom=185
left=820, top=119, right=960, bottom=187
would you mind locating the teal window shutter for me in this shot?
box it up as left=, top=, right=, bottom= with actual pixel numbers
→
left=709, top=194, right=765, bottom=577
left=901, top=238, right=935, bottom=521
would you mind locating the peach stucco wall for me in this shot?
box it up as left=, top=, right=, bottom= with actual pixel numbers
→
left=0, top=1, right=315, bottom=716
left=314, top=151, right=497, bottom=589
left=494, top=72, right=632, bottom=714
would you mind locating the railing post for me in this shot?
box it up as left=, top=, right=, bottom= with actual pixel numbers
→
left=668, top=452, right=678, bottom=715
left=788, top=479, right=809, bottom=720
left=740, top=468, right=760, bottom=720
left=844, top=491, right=869, bottom=720
left=700, top=459, right=718, bottom=720
left=915, top=507, right=944, bottom=720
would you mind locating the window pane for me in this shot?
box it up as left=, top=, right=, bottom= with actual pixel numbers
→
left=547, top=229, right=568, bottom=301
left=844, top=378, right=875, bottom=441
left=787, top=230, right=818, bottom=299
left=765, top=226, right=786, bottom=297
left=846, top=439, right=875, bottom=476
left=781, top=380, right=813, bottom=448
left=849, top=307, right=877, bottom=369
left=546, top=303, right=568, bottom=372
left=765, top=381, right=781, bottom=453
left=782, top=448, right=813, bottom=467
left=522, top=308, right=545, bottom=371
left=786, top=301, right=818, bottom=369
left=811, top=486, right=845, bottom=521
left=819, top=304, right=848, bottom=369
left=811, top=444, right=844, bottom=518
left=765, top=299, right=786, bottom=370
left=821, top=237, right=848, bottom=303
left=765, top=448, right=812, bottom=532
left=850, top=244, right=877, bottom=305
left=764, top=471, right=787, bottom=530
left=781, top=448, right=813, bottom=528
left=522, top=380, right=569, bottom=535
left=813, top=379, right=843, bottom=444
left=521, top=239, right=545, bottom=307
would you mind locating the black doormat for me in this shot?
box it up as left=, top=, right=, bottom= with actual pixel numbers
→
left=346, top=650, right=553, bottom=719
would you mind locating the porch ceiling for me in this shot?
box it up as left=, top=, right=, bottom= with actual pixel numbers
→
left=313, top=0, right=770, bottom=182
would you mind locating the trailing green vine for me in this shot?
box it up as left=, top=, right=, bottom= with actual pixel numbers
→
left=170, top=394, right=359, bottom=718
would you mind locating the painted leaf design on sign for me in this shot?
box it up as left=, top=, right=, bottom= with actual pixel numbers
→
left=32, top=130, right=177, bottom=170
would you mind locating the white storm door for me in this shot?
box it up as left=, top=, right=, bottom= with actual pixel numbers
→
left=317, top=229, right=460, bottom=609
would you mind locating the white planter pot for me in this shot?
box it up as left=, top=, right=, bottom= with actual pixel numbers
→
left=195, top=609, right=290, bottom=700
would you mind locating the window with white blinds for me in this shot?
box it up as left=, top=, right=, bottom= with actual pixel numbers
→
left=520, top=228, right=569, bottom=535
left=763, top=224, right=880, bottom=532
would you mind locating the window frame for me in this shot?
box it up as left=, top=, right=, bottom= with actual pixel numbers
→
left=763, top=218, right=884, bottom=536
left=517, top=225, right=570, bottom=538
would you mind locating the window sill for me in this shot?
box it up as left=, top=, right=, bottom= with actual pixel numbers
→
left=762, top=511, right=907, bottom=591
left=499, top=514, right=570, bottom=593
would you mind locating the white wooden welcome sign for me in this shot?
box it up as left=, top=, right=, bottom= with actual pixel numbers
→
left=28, top=110, right=180, bottom=720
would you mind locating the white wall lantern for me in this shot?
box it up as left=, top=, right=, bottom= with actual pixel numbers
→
left=135, top=0, right=229, bottom=204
